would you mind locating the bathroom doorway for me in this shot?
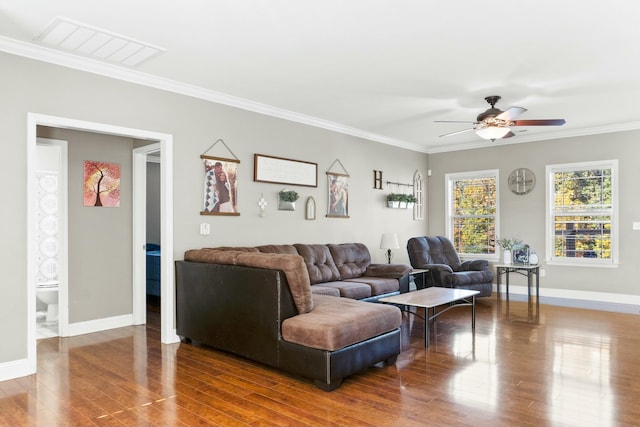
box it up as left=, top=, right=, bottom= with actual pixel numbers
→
left=35, top=138, right=68, bottom=339
left=27, top=113, right=178, bottom=376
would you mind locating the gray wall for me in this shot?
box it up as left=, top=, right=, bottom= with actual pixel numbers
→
left=0, top=52, right=428, bottom=364
left=428, top=131, right=640, bottom=296
left=37, top=128, right=134, bottom=323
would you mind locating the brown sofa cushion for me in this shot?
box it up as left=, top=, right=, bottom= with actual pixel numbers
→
left=313, top=281, right=372, bottom=299
left=294, top=244, right=340, bottom=284
left=282, top=295, right=401, bottom=351
left=184, top=249, right=314, bottom=314
left=309, top=285, right=341, bottom=297
left=327, top=243, right=371, bottom=279
left=256, top=244, right=299, bottom=254
left=344, top=277, right=399, bottom=295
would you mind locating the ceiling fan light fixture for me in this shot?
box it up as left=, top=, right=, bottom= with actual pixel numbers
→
left=476, top=126, right=511, bottom=140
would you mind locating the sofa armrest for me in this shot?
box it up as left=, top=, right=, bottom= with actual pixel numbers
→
left=460, top=259, right=489, bottom=271
left=364, top=263, right=412, bottom=279
left=365, top=263, right=412, bottom=293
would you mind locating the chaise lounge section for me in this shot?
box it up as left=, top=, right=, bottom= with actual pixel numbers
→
left=176, top=246, right=408, bottom=390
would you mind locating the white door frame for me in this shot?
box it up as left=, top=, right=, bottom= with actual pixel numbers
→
left=35, top=138, right=69, bottom=338
left=132, top=143, right=161, bottom=325
left=27, top=113, right=178, bottom=373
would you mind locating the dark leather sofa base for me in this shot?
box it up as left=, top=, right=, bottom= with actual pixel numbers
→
left=175, top=260, right=401, bottom=391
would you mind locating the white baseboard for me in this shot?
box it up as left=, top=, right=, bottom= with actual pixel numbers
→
left=65, top=313, right=134, bottom=337
left=495, top=285, right=640, bottom=314
left=0, top=358, right=34, bottom=382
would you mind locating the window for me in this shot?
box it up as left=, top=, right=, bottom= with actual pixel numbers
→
left=446, top=170, right=498, bottom=257
left=546, top=160, right=618, bottom=266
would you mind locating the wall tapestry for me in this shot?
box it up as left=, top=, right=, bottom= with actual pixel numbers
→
left=201, top=155, right=240, bottom=216
left=83, top=160, right=121, bottom=207
left=326, top=159, right=350, bottom=218
left=327, top=173, right=349, bottom=218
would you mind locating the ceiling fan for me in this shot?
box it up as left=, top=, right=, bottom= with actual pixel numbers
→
left=437, top=96, right=566, bottom=141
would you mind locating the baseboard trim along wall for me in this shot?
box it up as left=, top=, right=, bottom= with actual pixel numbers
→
left=0, top=358, right=32, bottom=382
left=66, top=314, right=134, bottom=337
left=496, top=285, right=640, bottom=314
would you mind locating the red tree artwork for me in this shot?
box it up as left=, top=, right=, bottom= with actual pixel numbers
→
left=83, top=161, right=121, bottom=207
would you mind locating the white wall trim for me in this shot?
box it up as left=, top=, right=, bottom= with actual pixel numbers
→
left=65, top=314, right=134, bottom=337
left=0, top=358, right=32, bottom=382
left=496, top=285, right=640, bottom=313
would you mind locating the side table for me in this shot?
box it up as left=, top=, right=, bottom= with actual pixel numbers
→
left=495, top=263, right=540, bottom=322
left=409, top=268, right=429, bottom=290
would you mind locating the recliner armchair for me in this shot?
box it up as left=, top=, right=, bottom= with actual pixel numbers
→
left=407, top=236, right=493, bottom=297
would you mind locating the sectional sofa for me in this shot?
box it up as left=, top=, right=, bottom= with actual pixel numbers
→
left=175, top=242, right=412, bottom=390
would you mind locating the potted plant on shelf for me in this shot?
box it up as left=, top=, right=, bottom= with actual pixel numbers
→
left=405, top=194, right=417, bottom=209
left=386, top=193, right=402, bottom=208
left=495, top=236, right=523, bottom=264
left=278, top=189, right=299, bottom=211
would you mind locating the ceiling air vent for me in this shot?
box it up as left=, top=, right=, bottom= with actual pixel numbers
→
left=34, top=16, right=165, bottom=67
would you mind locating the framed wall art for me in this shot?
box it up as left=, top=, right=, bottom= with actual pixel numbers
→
left=254, top=154, right=318, bottom=187
left=83, top=160, right=121, bottom=207
left=327, top=173, right=349, bottom=218
left=201, top=155, right=240, bottom=216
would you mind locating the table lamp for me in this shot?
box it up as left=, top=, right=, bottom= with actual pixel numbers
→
left=380, top=233, right=399, bottom=264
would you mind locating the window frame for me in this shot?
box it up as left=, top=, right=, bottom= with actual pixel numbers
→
left=445, top=169, right=500, bottom=261
left=545, top=160, right=619, bottom=267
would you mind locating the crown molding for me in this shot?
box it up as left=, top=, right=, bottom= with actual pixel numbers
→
left=0, top=36, right=428, bottom=153
left=3, top=35, right=637, bottom=155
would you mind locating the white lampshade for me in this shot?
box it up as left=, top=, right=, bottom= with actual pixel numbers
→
left=380, top=233, right=399, bottom=249
left=476, top=126, right=510, bottom=140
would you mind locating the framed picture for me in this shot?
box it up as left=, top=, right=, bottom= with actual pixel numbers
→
left=512, top=243, right=530, bottom=264
left=83, top=160, right=121, bottom=207
left=254, top=154, right=318, bottom=187
left=326, top=173, right=349, bottom=218
left=201, top=155, right=240, bottom=216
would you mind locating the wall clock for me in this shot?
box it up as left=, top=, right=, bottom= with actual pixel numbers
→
left=508, top=168, right=535, bottom=195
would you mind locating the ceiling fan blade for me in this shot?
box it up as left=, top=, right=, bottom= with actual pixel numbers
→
left=502, top=131, right=516, bottom=139
left=434, top=120, right=477, bottom=124
left=439, top=128, right=475, bottom=138
left=496, top=107, right=527, bottom=121
left=512, top=119, right=566, bottom=126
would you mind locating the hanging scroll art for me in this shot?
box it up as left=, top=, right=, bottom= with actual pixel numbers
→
left=200, top=139, right=240, bottom=216
left=326, top=159, right=350, bottom=218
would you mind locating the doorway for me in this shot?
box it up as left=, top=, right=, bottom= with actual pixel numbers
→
left=35, top=138, right=67, bottom=339
left=26, top=113, right=178, bottom=375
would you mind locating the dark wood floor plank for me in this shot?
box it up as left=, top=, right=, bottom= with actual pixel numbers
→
left=2, top=296, right=640, bottom=426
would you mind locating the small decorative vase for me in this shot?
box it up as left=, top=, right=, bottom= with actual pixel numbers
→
left=503, top=249, right=512, bottom=264
left=529, top=253, right=539, bottom=265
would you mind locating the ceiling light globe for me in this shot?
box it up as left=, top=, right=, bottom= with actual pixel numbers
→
left=476, top=126, right=510, bottom=140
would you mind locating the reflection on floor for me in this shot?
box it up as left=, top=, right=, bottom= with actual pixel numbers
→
left=6, top=296, right=640, bottom=426
left=36, top=311, right=58, bottom=339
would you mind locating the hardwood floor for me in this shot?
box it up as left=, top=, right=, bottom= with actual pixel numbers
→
left=2, top=296, right=639, bottom=426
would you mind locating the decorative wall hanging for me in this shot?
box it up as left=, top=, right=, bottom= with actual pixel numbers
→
left=305, top=196, right=316, bottom=220
left=254, top=154, right=318, bottom=187
left=83, top=160, right=121, bottom=207
left=326, top=159, right=350, bottom=218
left=278, top=189, right=299, bottom=211
left=257, top=194, right=267, bottom=217
left=200, top=139, right=240, bottom=216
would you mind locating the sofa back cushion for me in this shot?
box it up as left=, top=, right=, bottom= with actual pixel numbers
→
left=328, top=243, right=371, bottom=280
left=256, top=244, right=298, bottom=255
left=184, top=249, right=314, bottom=314
left=293, top=244, right=340, bottom=284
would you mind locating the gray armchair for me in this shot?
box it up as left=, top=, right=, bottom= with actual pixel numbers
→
left=407, top=236, right=493, bottom=297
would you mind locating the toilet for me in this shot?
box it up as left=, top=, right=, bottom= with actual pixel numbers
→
left=36, top=281, right=59, bottom=322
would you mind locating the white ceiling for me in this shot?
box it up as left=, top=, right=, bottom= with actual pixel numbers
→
left=2, top=0, right=640, bottom=153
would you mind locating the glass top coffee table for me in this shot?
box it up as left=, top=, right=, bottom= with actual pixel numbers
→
left=379, top=287, right=480, bottom=348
